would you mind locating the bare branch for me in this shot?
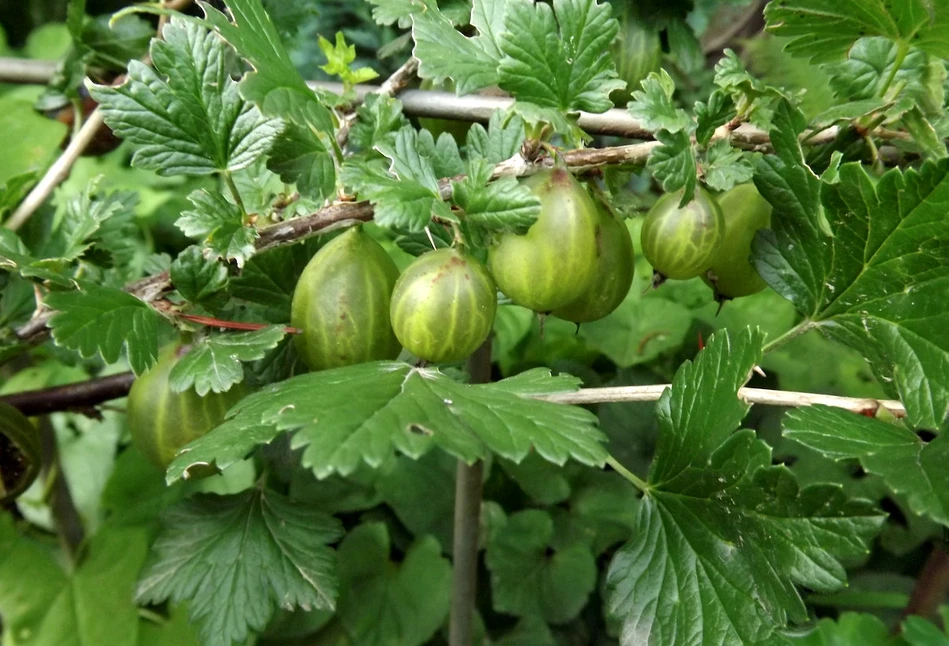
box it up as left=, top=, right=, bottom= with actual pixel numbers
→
left=336, top=57, right=419, bottom=148
left=0, top=372, right=135, bottom=416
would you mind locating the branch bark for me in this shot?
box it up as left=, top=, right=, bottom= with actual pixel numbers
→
left=902, top=544, right=949, bottom=625
left=0, top=372, right=135, bottom=416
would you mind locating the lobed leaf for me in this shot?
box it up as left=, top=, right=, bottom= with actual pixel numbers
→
left=168, top=326, right=286, bottom=396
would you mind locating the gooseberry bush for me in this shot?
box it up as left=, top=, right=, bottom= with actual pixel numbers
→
left=0, top=0, right=948, bottom=644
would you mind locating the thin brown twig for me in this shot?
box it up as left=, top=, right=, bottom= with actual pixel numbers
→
left=0, top=372, right=136, bottom=417
left=335, top=57, right=419, bottom=148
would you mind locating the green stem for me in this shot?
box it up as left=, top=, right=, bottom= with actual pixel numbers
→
left=224, top=171, right=247, bottom=217
left=761, top=320, right=816, bottom=355
left=878, top=40, right=910, bottom=101
left=606, top=455, right=649, bottom=493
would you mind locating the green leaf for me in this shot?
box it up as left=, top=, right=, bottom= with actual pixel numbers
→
left=349, top=94, right=410, bottom=153
left=177, top=189, right=258, bottom=267
left=200, top=0, right=335, bottom=133
left=318, top=31, right=379, bottom=86
left=169, top=246, right=229, bottom=305
left=335, top=523, right=451, bottom=646
left=694, top=90, right=736, bottom=147
left=165, top=362, right=607, bottom=482
left=627, top=70, right=691, bottom=134
left=379, top=451, right=456, bottom=548
left=167, top=326, right=286, bottom=396
left=466, top=111, right=527, bottom=165
left=417, top=129, right=465, bottom=178
left=486, top=509, right=597, bottom=624
left=0, top=516, right=149, bottom=646
left=902, top=616, right=949, bottom=646
left=498, top=0, right=623, bottom=113
left=605, top=329, right=885, bottom=645
left=226, top=240, right=321, bottom=324
left=90, top=18, right=281, bottom=176
left=784, top=405, right=949, bottom=526
left=452, top=160, right=540, bottom=233
left=46, top=285, right=163, bottom=374
left=786, top=612, right=902, bottom=645
left=0, top=99, right=67, bottom=187
left=902, top=106, right=948, bottom=159
left=365, top=0, right=424, bottom=27
left=135, top=490, right=343, bottom=646
left=765, top=0, right=949, bottom=63
left=499, top=453, right=572, bottom=505
left=825, top=38, right=945, bottom=114
left=266, top=124, right=336, bottom=201
left=703, top=140, right=755, bottom=192
left=758, top=145, right=949, bottom=428
left=647, top=129, right=697, bottom=203
left=411, top=0, right=500, bottom=95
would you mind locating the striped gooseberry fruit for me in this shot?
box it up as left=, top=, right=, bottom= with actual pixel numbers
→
left=641, top=188, right=724, bottom=284
left=552, top=196, right=634, bottom=323
left=703, top=183, right=772, bottom=300
left=0, top=403, right=41, bottom=503
left=611, top=6, right=662, bottom=104
left=127, top=345, right=247, bottom=469
left=291, top=226, right=401, bottom=371
left=390, top=248, right=497, bottom=363
left=487, top=168, right=598, bottom=312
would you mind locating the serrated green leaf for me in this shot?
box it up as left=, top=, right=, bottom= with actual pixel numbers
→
left=166, top=362, right=607, bottom=482
left=201, top=0, right=334, bottom=133
left=169, top=246, right=229, bottom=305
left=787, top=612, right=902, bottom=645
left=765, top=0, right=949, bottom=64
left=498, top=0, right=624, bottom=113
left=714, top=49, right=772, bottom=98
left=605, top=329, right=886, bottom=645
left=335, top=523, right=451, bottom=646
left=168, top=326, right=285, bottom=396
left=452, top=160, right=540, bottom=233
left=46, top=285, right=163, bottom=374
left=364, top=0, right=424, bottom=27
left=342, top=158, right=447, bottom=231
left=416, top=129, right=465, bottom=178
left=784, top=405, right=949, bottom=526
left=467, top=111, right=527, bottom=164
left=486, top=509, right=597, bottom=624
left=694, top=90, right=736, bottom=147
left=90, top=18, right=280, bottom=176
left=226, top=239, right=322, bottom=324
left=703, top=140, right=755, bottom=192
left=647, top=129, right=697, bottom=203
left=266, top=124, right=336, bottom=201
left=135, top=490, right=343, bottom=646
left=412, top=0, right=500, bottom=95
left=349, top=94, right=410, bottom=153
left=628, top=70, right=691, bottom=134
left=825, top=37, right=945, bottom=115
left=756, top=126, right=949, bottom=428
left=499, top=453, right=572, bottom=506
left=177, top=189, right=258, bottom=267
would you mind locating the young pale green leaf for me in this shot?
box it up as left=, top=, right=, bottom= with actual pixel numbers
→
left=627, top=70, right=691, bottom=134
left=452, top=160, right=540, bottom=233
left=177, top=189, right=258, bottom=267
left=606, top=329, right=885, bottom=645
left=46, top=285, right=163, bottom=374
left=486, top=509, right=597, bottom=624
left=0, top=515, right=149, bottom=646
left=703, top=140, right=755, bottom=192
left=765, top=0, right=949, bottom=64
left=784, top=405, right=949, bottom=526
left=90, top=18, right=281, bottom=176
left=266, top=124, right=336, bottom=201
left=498, top=0, right=624, bottom=113
left=165, top=362, right=607, bottom=482
left=335, top=523, right=451, bottom=645
left=412, top=0, right=500, bottom=95
left=169, top=246, right=229, bottom=305
left=647, top=130, right=697, bottom=204
left=757, top=123, right=949, bottom=428
left=168, top=326, right=286, bottom=395
left=135, top=490, right=343, bottom=646
left=318, top=31, right=378, bottom=86
left=201, top=0, right=334, bottom=133
left=466, top=111, right=527, bottom=165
